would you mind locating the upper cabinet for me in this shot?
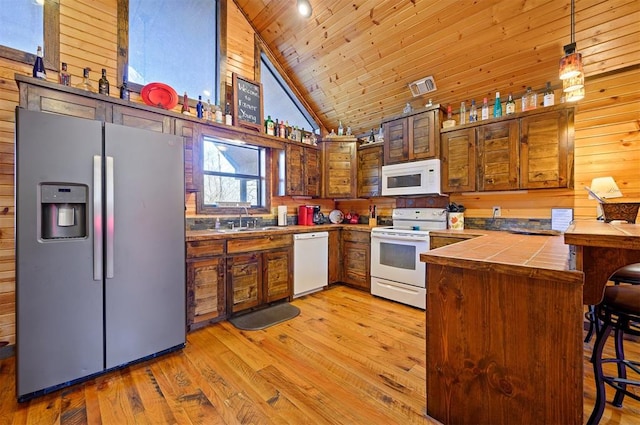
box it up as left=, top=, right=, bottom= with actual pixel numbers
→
left=357, top=142, right=383, bottom=198
left=321, top=138, right=358, bottom=198
left=440, top=105, right=574, bottom=193
left=382, top=107, right=442, bottom=164
left=283, top=143, right=320, bottom=197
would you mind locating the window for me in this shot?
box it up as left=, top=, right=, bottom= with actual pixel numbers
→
left=202, top=138, right=266, bottom=208
left=125, top=0, right=219, bottom=101
left=0, top=0, right=59, bottom=70
left=261, top=53, right=318, bottom=133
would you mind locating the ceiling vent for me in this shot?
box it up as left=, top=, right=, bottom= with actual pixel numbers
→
left=408, top=76, right=437, bottom=97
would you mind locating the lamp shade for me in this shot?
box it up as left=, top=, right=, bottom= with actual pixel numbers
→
left=589, top=177, right=623, bottom=199
left=563, top=72, right=584, bottom=92
left=297, top=0, right=312, bottom=17
left=565, top=86, right=585, bottom=102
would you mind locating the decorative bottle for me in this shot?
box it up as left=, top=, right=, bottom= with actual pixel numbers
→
left=214, top=105, right=223, bottom=123
left=204, top=99, right=213, bottom=121
left=522, top=87, right=537, bottom=111
left=543, top=82, right=555, bottom=107
left=337, top=120, right=344, bottom=136
left=279, top=120, right=286, bottom=138
left=469, top=99, right=478, bottom=122
left=493, top=92, right=502, bottom=118
left=459, top=101, right=466, bottom=125
left=481, top=97, right=489, bottom=120
left=76, top=67, right=95, bottom=92
left=505, top=93, right=516, bottom=114
left=224, top=102, right=232, bottom=125
left=59, top=62, right=71, bottom=86
left=265, top=115, right=275, bottom=136
left=181, top=92, right=191, bottom=115
left=98, top=68, right=110, bottom=96
left=196, top=96, right=204, bottom=119
left=32, top=46, right=46, bottom=79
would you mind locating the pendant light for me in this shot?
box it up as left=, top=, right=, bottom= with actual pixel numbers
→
left=297, top=0, right=312, bottom=18
left=559, top=0, right=584, bottom=101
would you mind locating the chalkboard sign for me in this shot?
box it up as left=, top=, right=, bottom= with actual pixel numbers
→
left=232, top=73, right=263, bottom=132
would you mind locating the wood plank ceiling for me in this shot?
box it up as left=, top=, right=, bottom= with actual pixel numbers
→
left=233, top=0, right=640, bottom=136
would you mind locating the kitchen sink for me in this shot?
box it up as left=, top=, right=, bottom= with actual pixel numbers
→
left=212, top=226, right=280, bottom=233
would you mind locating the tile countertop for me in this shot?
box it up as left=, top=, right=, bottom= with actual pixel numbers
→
left=421, top=229, right=584, bottom=284
left=186, top=223, right=372, bottom=242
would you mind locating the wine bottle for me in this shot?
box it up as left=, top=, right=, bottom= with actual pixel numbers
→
left=481, top=97, right=489, bottom=120
left=120, top=68, right=130, bottom=100
left=543, top=82, right=554, bottom=107
left=224, top=102, right=232, bottom=125
left=469, top=99, right=477, bottom=122
left=493, top=92, right=502, bottom=118
left=59, top=62, right=70, bottom=86
left=76, top=67, right=95, bottom=92
left=181, top=92, right=191, bottom=115
left=196, top=96, right=204, bottom=119
left=98, top=68, right=110, bottom=96
left=459, top=101, right=466, bottom=125
left=505, top=93, right=516, bottom=114
left=32, top=46, right=46, bottom=80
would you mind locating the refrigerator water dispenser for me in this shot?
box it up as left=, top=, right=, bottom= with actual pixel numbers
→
left=41, top=184, right=87, bottom=239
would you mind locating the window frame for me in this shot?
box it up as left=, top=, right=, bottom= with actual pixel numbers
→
left=0, top=0, right=60, bottom=72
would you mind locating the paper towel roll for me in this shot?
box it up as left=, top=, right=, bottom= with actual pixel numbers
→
left=277, top=205, right=287, bottom=226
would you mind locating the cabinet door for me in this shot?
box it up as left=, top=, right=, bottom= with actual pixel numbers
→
left=342, top=241, right=370, bottom=290
left=520, top=109, right=573, bottom=189
left=112, top=105, right=173, bottom=133
left=176, top=119, right=199, bottom=193
left=285, top=143, right=305, bottom=195
left=357, top=144, right=383, bottom=197
left=323, top=141, right=357, bottom=198
left=328, top=229, right=341, bottom=284
left=477, top=121, right=519, bottom=191
left=441, top=128, right=476, bottom=193
left=304, top=147, right=321, bottom=197
left=22, top=85, right=109, bottom=121
left=383, top=119, right=408, bottom=164
left=410, top=111, right=438, bottom=160
left=227, top=253, right=262, bottom=313
left=263, top=248, right=292, bottom=303
left=187, top=257, right=225, bottom=329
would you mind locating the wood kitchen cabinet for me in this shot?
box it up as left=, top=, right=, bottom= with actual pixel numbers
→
left=440, top=105, right=574, bottom=193
left=186, top=239, right=227, bottom=331
left=321, top=138, right=358, bottom=198
left=383, top=108, right=441, bottom=164
left=341, top=229, right=370, bottom=290
left=284, top=143, right=320, bottom=196
left=357, top=142, right=383, bottom=197
left=227, top=234, right=293, bottom=314
left=441, top=127, right=476, bottom=193
left=328, top=229, right=342, bottom=284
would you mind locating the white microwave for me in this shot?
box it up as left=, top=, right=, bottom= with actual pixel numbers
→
left=381, top=159, right=442, bottom=196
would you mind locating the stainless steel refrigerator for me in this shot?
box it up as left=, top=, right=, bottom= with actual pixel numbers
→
left=16, top=108, right=186, bottom=401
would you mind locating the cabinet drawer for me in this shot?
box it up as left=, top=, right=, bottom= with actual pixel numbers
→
left=342, top=229, right=370, bottom=244
left=187, top=239, right=226, bottom=259
left=227, top=234, right=293, bottom=254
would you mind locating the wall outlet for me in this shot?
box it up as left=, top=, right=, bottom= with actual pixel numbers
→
left=492, top=206, right=501, bottom=217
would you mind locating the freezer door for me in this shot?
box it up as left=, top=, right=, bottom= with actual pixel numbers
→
left=16, top=109, right=104, bottom=397
left=104, top=123, right=185, bottom=368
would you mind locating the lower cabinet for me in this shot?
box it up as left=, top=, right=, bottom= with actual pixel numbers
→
left=186, top=239, right=226, bottom=331
left=227, top=234, right=293, bottom=314
left=328, top=229, right=342, bottom=284
left=341, top=229, right=370, bottom=290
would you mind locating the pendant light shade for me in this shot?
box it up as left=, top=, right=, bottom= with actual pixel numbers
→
left=297, top=0, right=312, bottom=18
left=559, top=0, right=584, bottom=101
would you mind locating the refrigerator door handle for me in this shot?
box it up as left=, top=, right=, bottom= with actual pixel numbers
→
left=106, top=156, right=114, bottom=279
left=93, top=155, right=102, bottom=280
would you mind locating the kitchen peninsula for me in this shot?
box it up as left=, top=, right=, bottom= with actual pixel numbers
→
left=421, top=222, right=640, bottom=424
left=421, top=229, right=584, bottom=424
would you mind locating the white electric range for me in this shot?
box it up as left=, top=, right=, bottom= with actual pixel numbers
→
left=370, top=208, right=448, bottom=309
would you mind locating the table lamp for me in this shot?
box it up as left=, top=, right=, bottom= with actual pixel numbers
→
left=589, top=176, right=623, bottom=219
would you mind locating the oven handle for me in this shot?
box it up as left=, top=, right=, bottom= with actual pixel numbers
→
left=371, top=234, right=429, bottom=243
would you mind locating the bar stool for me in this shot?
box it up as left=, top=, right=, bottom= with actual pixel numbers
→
left=584, top=263, right=640, bottom=343
left=587, top=284, right=640, bottom=425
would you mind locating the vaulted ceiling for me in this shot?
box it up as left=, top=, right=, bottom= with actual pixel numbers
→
left=234, top=0, right=639, bottom=136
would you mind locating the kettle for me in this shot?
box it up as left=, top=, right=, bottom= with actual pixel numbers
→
left=312, top=206, right=324, bottom=224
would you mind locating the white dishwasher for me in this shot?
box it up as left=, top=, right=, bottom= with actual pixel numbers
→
left=293, top=232, right=328, bottom=297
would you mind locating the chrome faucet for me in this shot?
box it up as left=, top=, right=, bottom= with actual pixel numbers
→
left=239, top=206, right=249, bottom=228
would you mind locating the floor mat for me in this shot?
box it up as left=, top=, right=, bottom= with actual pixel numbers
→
left=229, top=303, right=300, bottom=330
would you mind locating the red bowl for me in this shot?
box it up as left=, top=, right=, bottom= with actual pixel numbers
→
left=140, top=82, right=179, bottom=109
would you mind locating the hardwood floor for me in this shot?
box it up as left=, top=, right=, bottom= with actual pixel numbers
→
left=1, top=285, right=639, bottom=424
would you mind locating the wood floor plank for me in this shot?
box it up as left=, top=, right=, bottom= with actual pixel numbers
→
left=0, top=285, right=639, bottom=424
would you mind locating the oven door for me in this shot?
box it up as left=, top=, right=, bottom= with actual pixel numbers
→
left=370, top=232, right=429, bottom=287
